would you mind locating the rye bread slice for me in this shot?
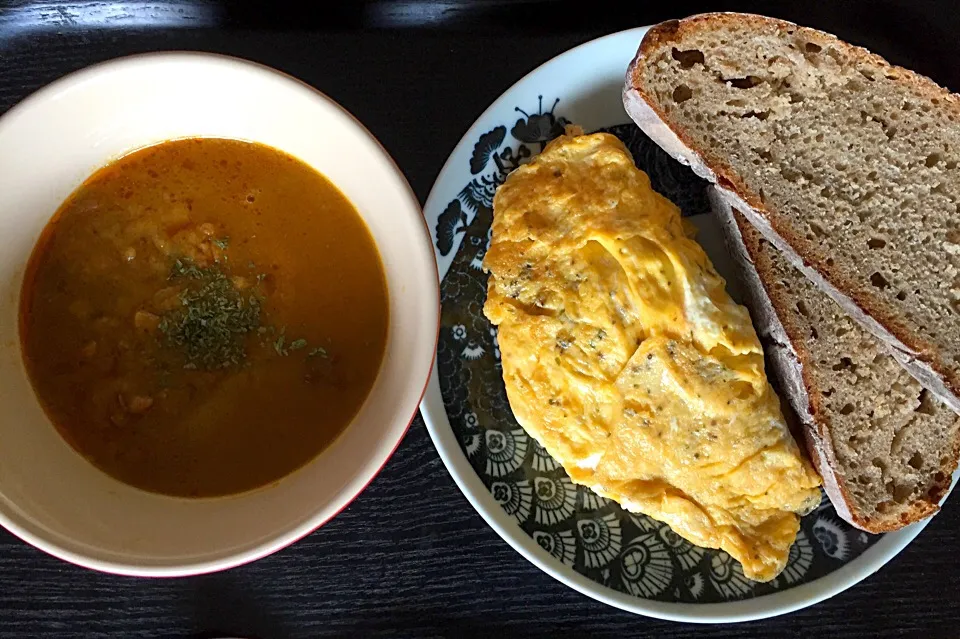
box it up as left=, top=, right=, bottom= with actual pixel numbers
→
left=623, top=12, right=960, bottom=416
left=714, top=191, right=960, bottom=531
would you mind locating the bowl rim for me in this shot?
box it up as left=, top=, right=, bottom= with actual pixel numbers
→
left=0, top=50, right=441, bottom=577
left=418, top=25, right=957, bottom=622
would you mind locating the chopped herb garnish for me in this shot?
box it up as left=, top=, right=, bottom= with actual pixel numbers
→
left=308, top=346, right=328, bottom=358
left=170, top=258, right=205, bottom=280
left=159, top=257, right=262, bottom=370
left=212, top=237, right=230, bottom=250
left=159, top=250, right=306, bottom=368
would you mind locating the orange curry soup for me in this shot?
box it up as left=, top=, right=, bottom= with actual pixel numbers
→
left=19, top=138, right=389, bottom=497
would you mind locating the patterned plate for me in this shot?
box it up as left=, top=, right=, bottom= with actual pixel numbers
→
left=419, top=27, right=956, bottom=622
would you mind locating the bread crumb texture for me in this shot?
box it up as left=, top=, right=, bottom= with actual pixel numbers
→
left=637, top=13, right=960, bottom=395
left=739, top=215, right=960, bottom=530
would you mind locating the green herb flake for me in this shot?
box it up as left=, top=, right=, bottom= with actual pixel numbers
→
left=308, top=346, right=328, bottom=358
left=274, top=334, right=287, bottom=356
left=289, top=338, right=308, bottom=351
left=169, top=258, right=204, bottom=281
left=212, top=237, right=230, bottom=250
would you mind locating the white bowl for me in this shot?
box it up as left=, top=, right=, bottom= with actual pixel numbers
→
left=0, top=52, right=439, bottom=576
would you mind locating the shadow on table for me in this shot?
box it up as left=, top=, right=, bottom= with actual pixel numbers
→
left=342, top=609, right=555, bottom=637
left=182, top=578, right=294, bottom=639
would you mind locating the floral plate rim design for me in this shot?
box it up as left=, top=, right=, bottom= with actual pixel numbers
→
left=419, top=26, right=954, bottom=623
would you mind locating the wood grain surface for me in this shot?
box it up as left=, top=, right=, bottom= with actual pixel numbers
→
left=0, top=1, right=958, bottom=637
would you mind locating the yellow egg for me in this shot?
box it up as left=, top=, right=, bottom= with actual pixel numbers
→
left=483, top=129, right=821, bottom=582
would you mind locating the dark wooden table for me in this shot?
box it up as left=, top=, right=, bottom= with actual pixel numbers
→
left=0, top=1, right=958, bottom=637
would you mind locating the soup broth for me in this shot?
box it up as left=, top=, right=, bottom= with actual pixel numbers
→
left=19, top=138, right=389, bottom=497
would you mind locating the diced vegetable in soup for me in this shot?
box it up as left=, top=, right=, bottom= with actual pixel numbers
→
left=19, top=138, right=389, bottom=497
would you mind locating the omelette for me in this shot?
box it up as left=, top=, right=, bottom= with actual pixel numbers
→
left=482, top=129, right=822, bottom=582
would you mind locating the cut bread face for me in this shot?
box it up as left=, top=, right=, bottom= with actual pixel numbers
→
left=624, top=12, right=960, bottom=416
left=714, top=192, right=960, bottom=532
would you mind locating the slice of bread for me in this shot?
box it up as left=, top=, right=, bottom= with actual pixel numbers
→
left=623, top=13, right=960, bottom=416
left=714, top=191, right=960, bottom=531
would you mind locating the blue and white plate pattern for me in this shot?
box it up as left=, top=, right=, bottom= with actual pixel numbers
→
left=420, top=27, right=955, bottom=621
left=434, top=114, right=878, bottom=603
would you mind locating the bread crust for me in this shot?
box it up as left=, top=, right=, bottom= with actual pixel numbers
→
left=623, top=12, right=960, bottom=416
left=713, top=189, right=959, bottom=531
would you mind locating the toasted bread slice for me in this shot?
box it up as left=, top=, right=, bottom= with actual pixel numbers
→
left=624, top=13, right=960, bottom=416
left=714, top=191, right=960, bottom=531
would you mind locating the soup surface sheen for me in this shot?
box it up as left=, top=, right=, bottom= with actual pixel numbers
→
left=20, top=138, right=389, bottom=497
